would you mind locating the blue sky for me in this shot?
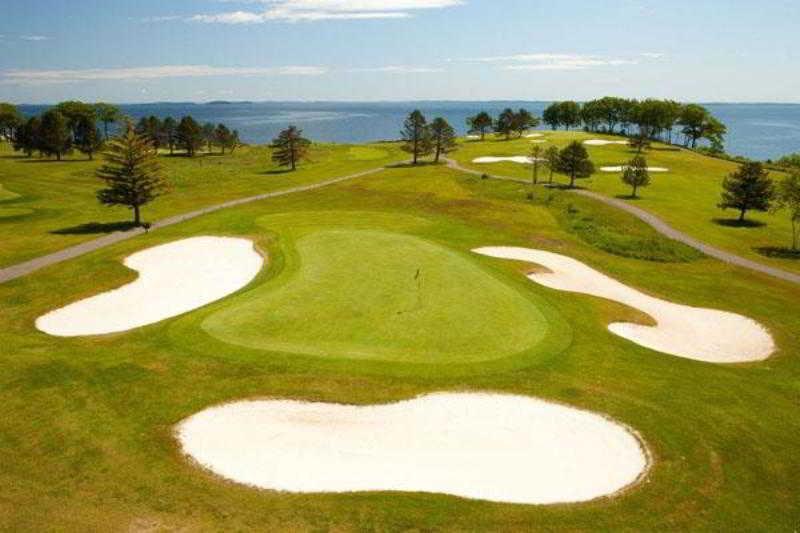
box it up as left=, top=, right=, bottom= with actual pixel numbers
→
left=1, top=0, right=798, bottom=103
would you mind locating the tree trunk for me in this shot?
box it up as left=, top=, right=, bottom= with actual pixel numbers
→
left=56, top=152, right=61, bottom=161
left=134, top=205, right=141, bottom=226
left=792, top=219, right=798, bottom=250
left=632, top=184, right=638, bottom=198
left=104, top=122, right=109, bottom=140
left=435, top=144, right=441, bottom=163
left=739, top=208, right=746, bottom=222
left=569, top=172, right=576, bottom=188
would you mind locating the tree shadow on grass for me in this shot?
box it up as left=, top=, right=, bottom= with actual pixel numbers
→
left=51, top=221, right=138, bottom=235
left=261, top=168, right=295, bottom=175
left=614, top=194, right=642, bottom=200
left=386, top=161, right=443, bottom=169
left=712, top=218, right=766, bottom=228
left=754, top=246, right=800, bottom=260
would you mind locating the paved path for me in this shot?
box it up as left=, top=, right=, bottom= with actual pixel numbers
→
left=445, top=158, right=800, bottom=286
left=0, top=166, right=385, bottom=284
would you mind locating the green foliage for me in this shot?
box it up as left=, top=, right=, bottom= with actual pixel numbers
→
left=466, top=111, right=493, bottom=139
left=161, top=116, right=177, bottom=154
left=400, top=110, right=432, bottom=164
left=543, top=101, right=581, bottom=130
left=776, top=152, right=800, bottom=170
left=135, top=116, right=163, bottom=150
left=176, top=116, right=203, bottom=157
left=12, top=116, right=40, bottom=156
left=202, top=122, right=216, bottom=153
left=94, top=103, right=121, bottom=139
left=544, top=145, right=560, bottom=183
left=38, top=110, right=72, bottom=160
left=214, top=124, right=237, bottom=154
left=621, top=156, right=651, bottom=198
left=0, top=102, right=23, bottom=142
left=555, top=141, right=594, bottom=187
left=719, top=162, right=775, bottom=222
left=271, top=125, right=311, bottom=170
left=96, top=126, right=168, bottom=225
left=774, top=173, right=800, bottom=249
left=495, top=108, right=516, bottom=139
left=73, top=115, right=103, bottom=160
left=429, top=117, right=457, bottom=163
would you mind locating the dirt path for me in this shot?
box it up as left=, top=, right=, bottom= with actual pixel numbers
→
left=0, top=166, right=384, bottom=284
left=445, top=158, right=800, bottom=286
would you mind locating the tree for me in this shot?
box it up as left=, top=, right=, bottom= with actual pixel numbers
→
left=558, top=101, right=581, bottom=130
left=678, top=104, right=725, bottom=149
left=161, top=117, right=177, bottom=155
left=271, top=125, right=311, bottom=171
left=94, top=103, right=120, bottom=140
left=96, top=125, right=169, bottom=226
left=629, top=134, right=651, bottom=154
left=74, top=114, right=103, bottom=160
left=0, top=102, right=23, bottom=142
left=580, top=100, right=603, bottom=132
left=202, top=122, right=216, bottom=153
left=38, top=110, right=72, bottom=161
left=513, top=108, right=539, bottom=137
left=12, top=116, right=40, bottom=157
left=401, top=110, right=432, bottom=164
left=135, top=116, right=162, bottom=150
left=718, top=162, right=775, bottom=222
left=774, top=174, right=800, bottom=250
left=466, top=111, right=493, bottom=140
left=54, top=100, right=96, bottom=139
left=429, top=117, right=457, bottom=163
left=214, top=124, right=233, bottom=154
left=543, top=103, right=560, bottom=130
left=544, top=146, right=560, bottom=184
left=555, top=141, right=594, bottom=188
left=529, top=145, right=542, bottom=186
left=176, top=116, right=203, bottom=157
left=621, top=156, right=651, bottom=198
left=495, top=108, right=516, bottom=140
left=229, top=130, right=241, bottom=153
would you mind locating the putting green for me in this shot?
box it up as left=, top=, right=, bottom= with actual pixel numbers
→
left=202, top=228, right=549, bottom=363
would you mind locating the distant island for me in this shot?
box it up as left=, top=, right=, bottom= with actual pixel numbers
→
left=205, top=101, right=253, bottom=105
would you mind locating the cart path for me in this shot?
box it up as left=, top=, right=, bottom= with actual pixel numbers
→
left=445, top=158, right=800, bottom=286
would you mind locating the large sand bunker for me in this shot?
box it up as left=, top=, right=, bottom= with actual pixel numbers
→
left=583, top=140, right=629, bottom=146
left=601, top=166, right=669, bottom=173
left=525, top=133, right=544, bottom=138
left=36, top=236, right=263, bottom=336
left=473, top=156, right=544, bottom=164
left=473, top=247, right=775, bottom=363
left=177, top=392, right=647, bottom=505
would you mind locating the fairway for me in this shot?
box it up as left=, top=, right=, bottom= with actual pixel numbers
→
left=203, top=225, right=550, bottom=363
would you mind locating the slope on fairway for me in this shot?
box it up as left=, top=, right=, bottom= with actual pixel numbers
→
left=203, top=228, right=549, bottom=363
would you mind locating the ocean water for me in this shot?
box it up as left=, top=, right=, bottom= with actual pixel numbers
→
left=18, top=101, right=800, bottom=161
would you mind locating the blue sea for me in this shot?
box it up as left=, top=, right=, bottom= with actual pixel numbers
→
left=18, top=101, right=800, bottom=161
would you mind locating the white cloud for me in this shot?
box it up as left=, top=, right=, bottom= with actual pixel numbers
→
left=460, top=53, right=651, bottom=71
left=20, top=35, right=49, bottom=41
left=190, top=0, right=463, bottom=23
left=347, top=65, right=443, bottom=73
left=0, top=65, right=328, bottom=85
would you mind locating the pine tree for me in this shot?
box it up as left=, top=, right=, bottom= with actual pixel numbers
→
left=271, top=125, right=310, bottom=171
left=401, top=110, right=432, bottom=164
left=74, top=115, right=103, bottom=160
left=466, top=112, right=493, bottom=140
left=12, top=116, right=40, bottom=157
left=555, top=141, right=595, bottom=188
left=429, top=117, right=457, bottom=163
left=96, top=125, right=169, bottom=226
left=621, top=156, right=651, bottom=198
left=214, top=124, right=232, bottom=154
left=176, top=116, right=203, bottom=157
left=161, top=117, right=177, bottom=155
left=718, top=162, right=775, bottom=222
left=39, top=110, right=72, bottom=161
left=544, top=146, right=560, bottom=184
left=202, top=122, right=216, bottom=153
left=513, top=108, right=539, bottom=137
left=495, top=108, right=516, bottom=140
left=94, top=103, right=120, bottom=140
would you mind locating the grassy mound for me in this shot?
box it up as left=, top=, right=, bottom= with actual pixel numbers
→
left=203, top=227, right=549, bottom=363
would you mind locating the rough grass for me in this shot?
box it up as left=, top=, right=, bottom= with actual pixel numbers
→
left=454, top=131, right=798, bottom=272
left=0, top=160, right=799, bottom=531
left=0, top=141, right=405, bottom=267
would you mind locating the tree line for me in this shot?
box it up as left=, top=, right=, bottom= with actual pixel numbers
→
left=0, top=101, right=240, bottom=160
left=401, top=110, right=459, bottom=164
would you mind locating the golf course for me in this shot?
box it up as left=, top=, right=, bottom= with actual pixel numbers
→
left=1, top=128, right=799, bottom=530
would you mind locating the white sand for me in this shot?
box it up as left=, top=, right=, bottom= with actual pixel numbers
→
left=177, top=392, right=647, bottom=505
left=583, top=140, right=629, bottom=146
left=600, top=166, right=669, bottom=173
left=529, top=139, right=547, bottom=144
left=525, top=133, right=544, bottom=138
left=473, top=156, right=544, bottom=164
left=36, top=236, right=263, bottom=336
left=466, top=134, right=481, bottom=140
left=473, top=247, right=775, bottom=363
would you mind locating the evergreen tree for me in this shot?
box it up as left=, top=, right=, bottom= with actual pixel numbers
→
left=271, top=125, right=311, bottom=171
left=775, top=173, right=800, bottom=250
left=544, top=145, right=560, bottom=184
left=401, top=110, right=432, bottom=164
left=718, top=162, right=775, bottom=222
left=38, top=110, right=72, bottom=161
left=543, top=103, right=561, bottom=130
left=495, top=108, right=516, bottom=140
left=513, top=108, right=539, bottom=137
left=629, top=134, right=651, bottom=154
left=161, top=117, right=177, bottom=155
left=96, top=124, right=169, bottom=226
left=558, top=101, right=582, bottom=130
left=429, top=117, right=457, bottom=163
left=202, top=122, right=216, bottom=153
left=529, top=145, right=543, bottom=186
left=53, top=101, right=96, bottom=139
left=466, top=111, right=493, bottom=140
left=94, top=103, right=120, bottom=139
left=621, top=156, right=651, bottom=198
left=74, top=114, right=103, bottom=160
left=176, top=116, right=203, bottom=157
left=555, top=141, right=594, bottom=188
left=214, top=124, right=233, bottom=154
left=12, top=116, right=41, bottom=157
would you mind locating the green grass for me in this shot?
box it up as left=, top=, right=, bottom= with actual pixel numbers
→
left=203, top=218, right=551, bottom=364
left=453, top=131, right=799, bottom=272
left=0, top=141, right=405, bottom=267
left=1, top=152, right=799, bottom=530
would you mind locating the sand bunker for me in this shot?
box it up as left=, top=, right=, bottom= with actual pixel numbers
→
left=529, top=139, right=547, bottom=144
left=473, top=156, right=544, bottom=164
left=601, top=166, right=669, bottom=173
left=466, top=134, right=481, bottom=140
left=36, top=236, right=263, bottom=336
left=583, top=140, right=629, bottom=146
left=525, top=133, right=544, bottom=138
left=473, top=247, right=774, bottom=363
left=177, top=392, right=647, bottom=505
